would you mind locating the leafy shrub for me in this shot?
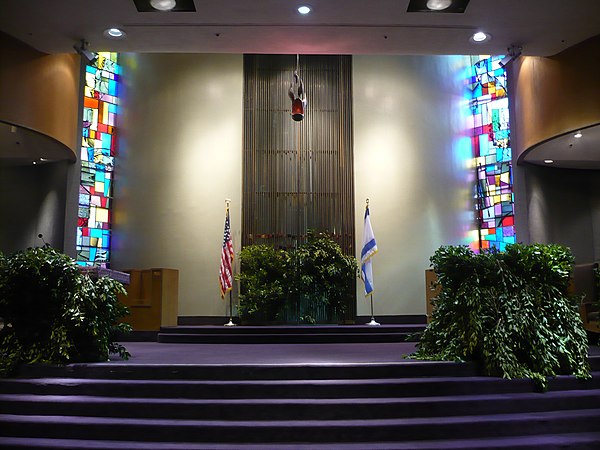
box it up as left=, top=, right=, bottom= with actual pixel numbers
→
left=293, top=231, right=357, bottom=322
left=236, top=232, right=357, bottom=324
left=236, top=244, right=289, bottom=323
left=412, top=244, right=590, bottom=390
left=0, top=247, right=131, bottom=376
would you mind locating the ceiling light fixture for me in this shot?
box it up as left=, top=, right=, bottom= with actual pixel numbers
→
left=471, top=31, right=491, bottom=43
left=103, top=27, right=126, bottom=39
left=544, top=159, right=554, bottom=164
left=298, top=5, right=311, bottom=15
left=574, top=131, right=582, bottom=138
left=426, top=0, right=452, bottom=10
left=150, top=0, right=176, bottom=11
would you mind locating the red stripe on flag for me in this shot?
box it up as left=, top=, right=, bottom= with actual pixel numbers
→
left=219, top=210, right=234, bottom=298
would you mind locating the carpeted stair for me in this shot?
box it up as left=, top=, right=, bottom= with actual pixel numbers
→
left=157, top=324, right=426, bottom=344
left=1, top=353, right=599, bottom=449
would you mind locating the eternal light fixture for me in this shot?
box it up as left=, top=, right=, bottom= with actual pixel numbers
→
left=298, top=5, right=311, bottom=15
left=471, top=31, right=491, bottom=43
left=426, top=0, right=452, bottom=10
left=288, top=55, right=307, bottom=121
left=574, top=131, right=583, bottom=138
left=150, top=0, right=176, bottom=11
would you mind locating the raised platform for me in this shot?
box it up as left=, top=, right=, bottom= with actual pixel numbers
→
left=157, top=324, right=426, bottom=344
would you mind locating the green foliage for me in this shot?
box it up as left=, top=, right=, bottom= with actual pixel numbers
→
left=0, top=247, right=131, bottom=377
left=412, top=243, right=590, bottom=390
left=293, top=231, right=358, bottom=322
left=236, top=232, right=357, bottom=324
left=236, top=244, right=289, bottom=323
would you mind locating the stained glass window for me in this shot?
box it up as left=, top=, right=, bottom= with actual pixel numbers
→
left=77, top=53, right=120, bottom=267
left=467, top=55, right=515, bottom=252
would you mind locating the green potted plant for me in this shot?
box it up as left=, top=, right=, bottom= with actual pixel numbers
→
left=236, top=232, right=357, bottom=325
left=0, top=246, right=131, bottom=377
left=292, top=231, right=357, bottom=323
left=412, top=243, right=590, bottom=390
left=236, top=244, right=288, bottom=324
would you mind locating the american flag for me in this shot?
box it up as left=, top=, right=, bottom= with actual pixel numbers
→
left=219, top=207, right=234, bottom=298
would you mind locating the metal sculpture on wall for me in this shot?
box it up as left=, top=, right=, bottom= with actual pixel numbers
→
left=288, top=55, right=307, bottom=121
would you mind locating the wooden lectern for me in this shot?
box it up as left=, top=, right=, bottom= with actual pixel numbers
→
left=118, top=268, right=179, bottom=331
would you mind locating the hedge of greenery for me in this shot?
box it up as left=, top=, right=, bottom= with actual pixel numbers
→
left=236, top=231, right=357, bottom=324
left=412, top=244, right=590, bottom=390
left=0, top=246, right=131, bottom=377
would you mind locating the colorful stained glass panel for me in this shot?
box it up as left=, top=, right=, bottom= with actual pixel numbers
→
left=77, top=52, right=119, bottom=267
left=468, top=55, right=515, bottom=252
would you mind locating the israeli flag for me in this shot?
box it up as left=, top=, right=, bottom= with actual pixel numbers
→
left=360, top=205, right=378, bottom=296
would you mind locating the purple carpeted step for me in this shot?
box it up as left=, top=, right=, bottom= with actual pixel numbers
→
left=2, top=432, right=600, bottom=449
left=157, top=332, right=420, bottom=344
left=13, top=360, right=480, bottom=380
left=1, top=389, right=600, bottom=420
left=0, top=375, right=565, bottom=399
left=159, top=325, right=427, bottom=335
left=2, top=409, right=600, bottom=443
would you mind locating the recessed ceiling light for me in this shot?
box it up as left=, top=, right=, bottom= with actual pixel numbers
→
left=104, top=27, right=126, bottom=39
left=298, top=5, right=311, bottom=15
left=471, top=31, right=491, bottom=43
left=544, top=159, right=554, bottom=164
left=150, top=0, right=176, bottom=11
left=426, top=0, right=452, bottom=10
left=574, top=131, right=582, bottom=138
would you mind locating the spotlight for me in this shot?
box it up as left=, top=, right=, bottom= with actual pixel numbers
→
left=499, top=45, right=523, bottom=68
left=73, top=39, right=97, bottom=64
left=150, top=0, right=176, bottom=11
left=426, top=0, right=452, bottom=10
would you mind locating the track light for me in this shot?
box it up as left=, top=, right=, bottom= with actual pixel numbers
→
left=73, top=39, right=97, bottom=64
left=499, top=45, right=522, bottom=68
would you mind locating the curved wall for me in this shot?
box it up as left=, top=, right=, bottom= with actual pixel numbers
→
left=0, top=31, right=80, bottom=155
left=512, top=34, right=600, bottom=159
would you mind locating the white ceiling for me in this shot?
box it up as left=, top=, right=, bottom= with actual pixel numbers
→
left=1, top=0, right=599, bottom=169
left=1, top=0, right=600, bottom=56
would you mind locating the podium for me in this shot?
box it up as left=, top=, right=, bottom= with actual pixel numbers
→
left=118, top=268, right=179, bottom=331
left=425, top=269, right=441, bottom=323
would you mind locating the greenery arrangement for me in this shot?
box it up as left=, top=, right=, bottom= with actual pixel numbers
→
left=412, top=244, right=590, bottom=390
left=236, top=231, right=357, bottom=324
left=236, top=244, right=289, bottom=323
left=0, top=246, right=131, bottom=377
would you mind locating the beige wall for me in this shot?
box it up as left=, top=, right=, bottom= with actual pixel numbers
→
left=113, top=53, right=472, bottom=318
left=112, top=54, right=243, bottom=317
left=353, top=55, right=472, bottom=316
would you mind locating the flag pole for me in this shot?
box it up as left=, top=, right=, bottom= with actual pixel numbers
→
left=362, top=198, right=380, bottom=326
left=224, top=290, right=236, bottom=327
left=367, top=294, right=380, bottom=326
left=366, top=260, right=380, bottom=326
left=222, top=198, right=236, bottom=327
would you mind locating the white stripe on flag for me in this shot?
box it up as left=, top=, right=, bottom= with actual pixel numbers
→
left=360, top=205, right=377, bottom=296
